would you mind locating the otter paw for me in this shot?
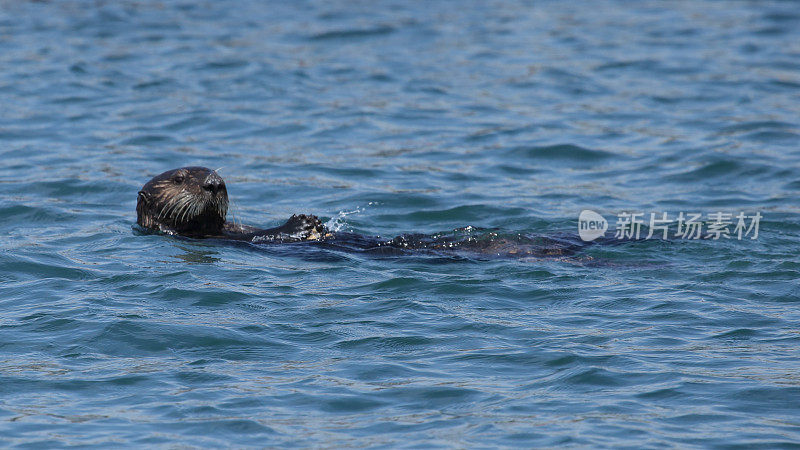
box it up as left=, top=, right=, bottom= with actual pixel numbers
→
left=286, top=214, right=326, bottom=239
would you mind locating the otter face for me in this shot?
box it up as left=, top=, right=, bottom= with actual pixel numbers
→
left=136, top=167, right=229, bottom=236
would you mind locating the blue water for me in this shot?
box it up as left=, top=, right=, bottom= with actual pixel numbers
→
left=2, top=0, right=800, bottom=446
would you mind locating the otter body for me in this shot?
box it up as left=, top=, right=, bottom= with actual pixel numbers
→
left=137, top=166, right=584, bottom=258
left=137, top=167, right=326, bottom=241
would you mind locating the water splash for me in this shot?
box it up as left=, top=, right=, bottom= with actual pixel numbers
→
left=324, top=202, right=377, bottom=232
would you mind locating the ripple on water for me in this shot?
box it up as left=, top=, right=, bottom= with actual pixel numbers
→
left=1, top=0, right=800, bottom=447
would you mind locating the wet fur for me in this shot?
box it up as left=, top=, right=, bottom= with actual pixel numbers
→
left=137, top=167, right=591, bottom=259
left=137, top=167, right=325, bottom=240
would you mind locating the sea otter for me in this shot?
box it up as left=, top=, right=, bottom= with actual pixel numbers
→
left=137, top=166, right=582, bottom=257
left=137, top=166, right=327, bottom=241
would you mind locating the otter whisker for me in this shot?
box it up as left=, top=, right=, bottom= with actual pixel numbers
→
left=157, top=198, right=178, bottom=222
left=173, top=199, right=189, bottom=227
left=190, top=196, right=207, bottom=221
left=158, top=190, right=187, bottom=219
left=228, top=197, right=241, bottom=230
left=218, top=198, right=229, bottom=222
left=186, top=201, right=202, bottom=225
left=162, top=194, right=188, bottom=224
left=169, top=195, right=193, bottom=228
left=165, top=201, right=182, bottom=227
left=176, top=197, right=196, bottom=228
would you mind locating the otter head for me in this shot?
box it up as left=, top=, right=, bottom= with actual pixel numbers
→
left=137, top=167, right=228, bottom=236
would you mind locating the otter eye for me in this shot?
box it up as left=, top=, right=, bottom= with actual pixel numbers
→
left=173, top=175, right=185, bottom=184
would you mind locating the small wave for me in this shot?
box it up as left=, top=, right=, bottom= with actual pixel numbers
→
left=199, top=59, right=249, bottom=70
left=665, top=159, right=750, bottom=182
left=507, top=144, right=615, bottom=163
left=309, top=25, right=395, bottom=41
left=118, top=135, right=177, bottom=146
left=742, top=130, right=799, bottom=143
left=717, top=120, right=794, bottom=135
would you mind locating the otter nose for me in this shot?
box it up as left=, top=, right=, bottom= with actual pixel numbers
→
left=203, top=176, right=224, bottom=194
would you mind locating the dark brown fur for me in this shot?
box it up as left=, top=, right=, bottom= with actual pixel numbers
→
left=137, top=167, right=325, bottom=240
left=137, top=167, right=586, bottom=259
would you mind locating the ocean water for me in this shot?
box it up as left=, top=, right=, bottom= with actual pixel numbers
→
left=1, top=0, right=800, bottom=446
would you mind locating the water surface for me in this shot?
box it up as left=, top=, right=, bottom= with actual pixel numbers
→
left=1, top=0, right=799, bottom=446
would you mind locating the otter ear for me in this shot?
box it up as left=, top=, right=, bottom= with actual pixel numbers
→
left=137, top=191, right=150, bottom=204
